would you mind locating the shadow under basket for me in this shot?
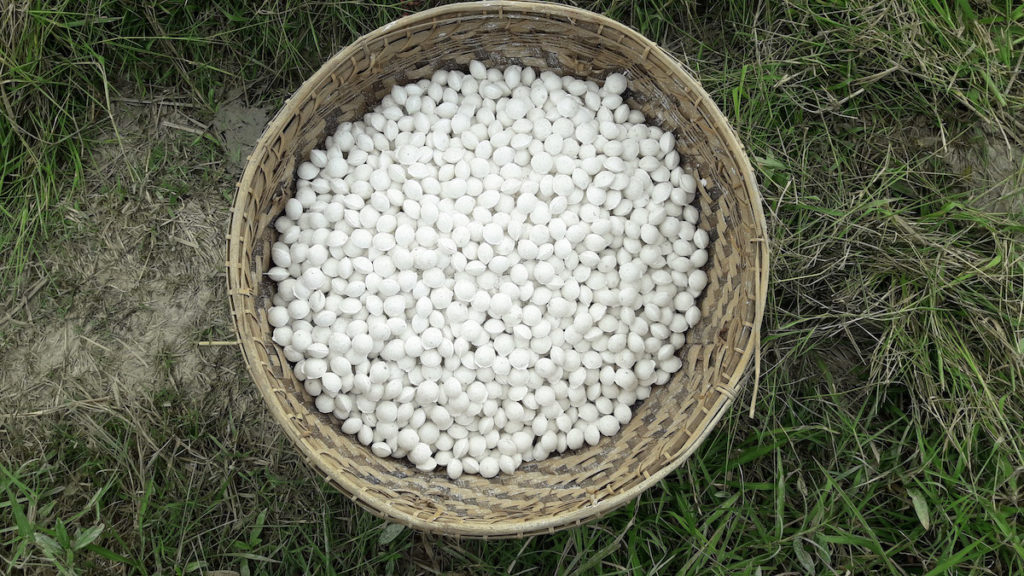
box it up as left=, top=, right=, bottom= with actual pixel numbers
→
left=227, top=1, right=769, bottom=538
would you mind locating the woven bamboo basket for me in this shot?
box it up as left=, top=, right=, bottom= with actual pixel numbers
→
left=227, top=0, right=768, bottom=538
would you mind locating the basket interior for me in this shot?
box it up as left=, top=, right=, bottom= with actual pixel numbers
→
left=228, top=1, right=765, bottom=537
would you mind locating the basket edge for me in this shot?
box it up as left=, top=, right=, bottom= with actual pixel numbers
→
left=227, top=0, right=771, bottom=539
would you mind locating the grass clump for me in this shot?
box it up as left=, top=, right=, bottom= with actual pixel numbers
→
left=0, top=6, right=101, bottom=287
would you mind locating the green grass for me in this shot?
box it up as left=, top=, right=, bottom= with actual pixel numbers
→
left=2, top=0, right=1023, bottom=574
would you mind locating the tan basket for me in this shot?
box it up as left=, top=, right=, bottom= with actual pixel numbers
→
left=227, top=0, right=768, bottom=537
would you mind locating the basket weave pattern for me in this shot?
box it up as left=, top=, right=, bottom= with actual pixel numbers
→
left=228, top=1, right=768, bottom=537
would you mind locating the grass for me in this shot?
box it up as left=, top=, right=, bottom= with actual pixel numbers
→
left=1, top=0, right=1023, bottom=574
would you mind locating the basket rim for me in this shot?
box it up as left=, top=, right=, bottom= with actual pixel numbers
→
left=229, top=0, right=769, bottom=537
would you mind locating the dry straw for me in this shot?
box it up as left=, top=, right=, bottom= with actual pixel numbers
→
left=227, top=1, right=768, bottom=537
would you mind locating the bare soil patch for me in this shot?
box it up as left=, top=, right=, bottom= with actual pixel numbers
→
left=911, top=122, right=1023, bottom=215
left=0, top=92, right=274, bottom=446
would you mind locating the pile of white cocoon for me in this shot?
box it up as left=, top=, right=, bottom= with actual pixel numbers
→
left=267, top=61, right=710, bottom=479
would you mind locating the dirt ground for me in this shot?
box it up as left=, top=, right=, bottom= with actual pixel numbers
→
left=944, top=127, right=1024, bottom=216
left=905, top=117, right=1024, bottom=216
left=0, top=92, right=274, bottom=447
left=1, top=91, right=1020, bottom=451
